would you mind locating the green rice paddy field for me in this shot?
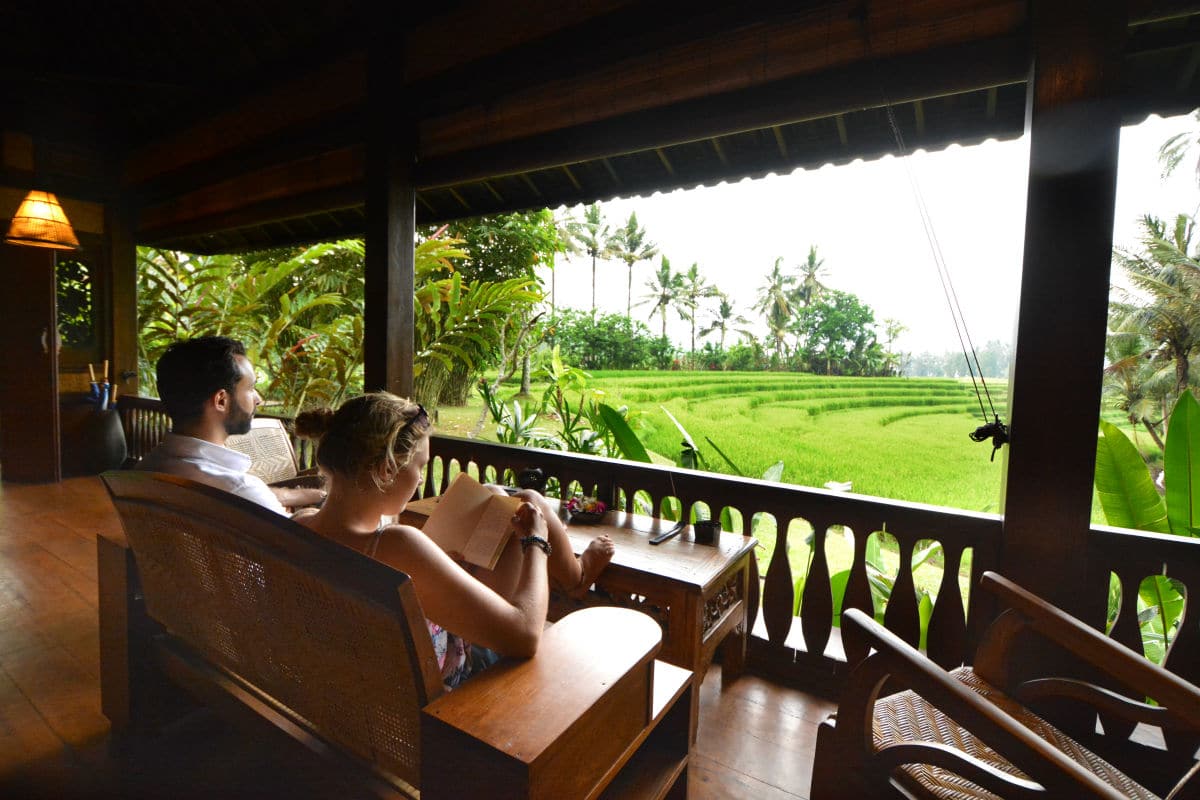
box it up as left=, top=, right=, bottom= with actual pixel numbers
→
left=442, top=371, right=1012, bottom=511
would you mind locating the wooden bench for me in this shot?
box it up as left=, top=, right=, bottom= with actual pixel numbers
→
left=98, top=470, right=693, bottom=799
left=810, top=571, right=1200, bottom=800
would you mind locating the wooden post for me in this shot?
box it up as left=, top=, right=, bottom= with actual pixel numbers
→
left=1000, top=0, right=1126, bottom=623
left=363, top=10, right=416, bottom=397
left=107, top=203, right=138, bottom=397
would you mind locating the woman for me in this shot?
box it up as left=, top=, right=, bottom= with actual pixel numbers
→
left=292, top=392, right=610, bottom=688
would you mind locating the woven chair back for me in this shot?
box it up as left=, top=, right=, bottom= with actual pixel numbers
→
left=101, top=470, right=443, bottom=789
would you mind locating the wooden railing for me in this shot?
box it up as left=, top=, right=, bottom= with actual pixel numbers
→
left=114, top=397, right=1200, bottom=695
left=423, top=435, right=1004, bottom=686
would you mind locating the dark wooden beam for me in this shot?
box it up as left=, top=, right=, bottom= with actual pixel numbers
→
left=1000, top=0, right=1127, bottom=623
left=415, top=34, right=1029, bottom=189
left=406, top=0, right=833, bottom=117
left=126, top=111, right=366, bottom=209
left=363, top=12, right=415, bottom=399
left=136, top=183, right=365, bottom=253
left=123, top=53, right=367, bottom=187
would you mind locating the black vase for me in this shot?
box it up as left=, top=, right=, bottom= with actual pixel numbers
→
left=81, top=409, right=128, bottom=474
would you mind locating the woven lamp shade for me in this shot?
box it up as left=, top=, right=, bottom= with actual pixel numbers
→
left=5, top=190, right=80, bottom=250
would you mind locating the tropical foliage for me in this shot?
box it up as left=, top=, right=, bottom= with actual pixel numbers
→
left=1095, top=391, right=1200, bottom=663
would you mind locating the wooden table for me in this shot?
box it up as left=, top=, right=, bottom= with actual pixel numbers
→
left=402, top=496, right=758, bottom=686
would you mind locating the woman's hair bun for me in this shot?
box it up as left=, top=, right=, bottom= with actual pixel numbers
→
left=293, top=407, right=336, bottom=439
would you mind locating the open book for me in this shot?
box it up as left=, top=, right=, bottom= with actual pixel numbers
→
left=421, top=473, right=523, bottom=570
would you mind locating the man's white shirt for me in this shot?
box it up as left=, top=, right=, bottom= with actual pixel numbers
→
left=138, top=433, right=287, bottom=515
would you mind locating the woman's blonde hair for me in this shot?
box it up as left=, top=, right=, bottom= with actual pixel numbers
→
left=294, top=392, right=432, bottom=491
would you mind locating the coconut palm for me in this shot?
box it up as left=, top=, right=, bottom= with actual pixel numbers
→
left=638, top=256, right=685, bottom=339
left=608, top=211, right=658, bottom=319
left=1158, top=109, right=1200, bottom=184
left=678, top=262, right=720, bottom=357
left=566, top=203, right=613, bottom=313
left=700, top=294, right=754, bottom=351
left=1103, top=324, right=1169, bottom=451
left=549, top=209, right=584, bottom=316
left=754, top=257, right=797, bottom=360
left=795, top=245, right=829, bottom=307
left=1110, top=214, right=1200, bottom=399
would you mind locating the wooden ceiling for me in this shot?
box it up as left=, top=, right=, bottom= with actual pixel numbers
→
left=3, top=0, right=1200, bottom=253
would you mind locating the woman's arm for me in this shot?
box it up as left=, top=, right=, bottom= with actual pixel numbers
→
left=374, top=501, right=550, bottom=657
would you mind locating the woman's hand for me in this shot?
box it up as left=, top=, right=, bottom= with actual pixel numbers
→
left=512, top=500, right=549, bottom=540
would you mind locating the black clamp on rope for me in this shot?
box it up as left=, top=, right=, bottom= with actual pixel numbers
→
left=969, top=416, right=1009, bottom=462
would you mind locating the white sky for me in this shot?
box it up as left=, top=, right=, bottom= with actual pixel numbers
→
left=546, top=111, right=1200, bottom=355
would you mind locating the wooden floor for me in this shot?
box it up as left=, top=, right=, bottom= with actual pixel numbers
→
left=0, top=476, right=836, bottom=799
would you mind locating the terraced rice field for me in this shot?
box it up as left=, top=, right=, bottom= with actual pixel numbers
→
left=585, top=371, right=1008, bottom=513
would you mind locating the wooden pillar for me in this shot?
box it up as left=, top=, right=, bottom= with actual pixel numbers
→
left=0, top=244, right=61, bottom=482
left=363, top=11, right=416, bottom=397
left=107, top=203, right=139, bottom=397
left=999, top=0, right=1126, bottom=622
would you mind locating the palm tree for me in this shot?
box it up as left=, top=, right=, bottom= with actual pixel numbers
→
left=638, top=256, right=684, bottom=340
left=1103, top=325, right=1169, bottom=451
left=566, top=203, right=612, bottom=313
left=1111, top=214, right=1200, bottom=399
left=549, top=209, right=584, bottom=317
left=608, top=211, right=658, bottom=319
left=700, top=294, right=754, bottom=352
left=795, top=245, right=829, bottom=307
left=1158, top=108, right=1200, bottom=185
left=677, top=262, right=719, bottom=357
left=754, top=257, right=797, bottom=360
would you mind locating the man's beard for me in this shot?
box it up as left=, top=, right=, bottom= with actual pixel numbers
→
left=224, top=401, right=254, bottom=436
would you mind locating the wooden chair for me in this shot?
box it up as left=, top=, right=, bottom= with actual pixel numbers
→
left=98, top=471, right=693, bottom=799
left=811, top=571, right=1200, bottom=800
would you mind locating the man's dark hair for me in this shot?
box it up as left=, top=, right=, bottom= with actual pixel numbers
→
left=156, top=336, right=247, bottom=425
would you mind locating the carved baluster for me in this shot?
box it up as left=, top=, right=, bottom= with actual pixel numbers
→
left=801, top=519, right=833, bottom=658
left=1097, top=570, right=1141, bottom=742
left=926, top=542, right=968, bottom=669
left=762, top=514, right=794, bottom=646
left=841, top=524, right=873, bottom=665
left=1161, top=579, right=1200, bottom=756
left=883, top=534, right=921, bottom=648
left=747, top=553, right=761, bottom=636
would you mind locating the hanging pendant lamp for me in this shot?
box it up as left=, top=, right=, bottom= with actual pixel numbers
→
left=5, top=190, right=80, bottom=250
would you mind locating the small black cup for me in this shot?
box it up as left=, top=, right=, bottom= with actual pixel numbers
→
left=693, top=519, right=721, bottom=546
left=517, top=467, right=547, bottom=493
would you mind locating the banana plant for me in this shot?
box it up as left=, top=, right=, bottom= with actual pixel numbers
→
left=1095, top=390, right=1200, bottom=663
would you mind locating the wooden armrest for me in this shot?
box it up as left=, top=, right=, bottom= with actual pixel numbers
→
left=1016, top=677, right=1176, bottom=728
left=421, top=606, right=688, bottom=799
left=979, top=571, right=1200, bottom=726
left=842, top=608, right=1129, bottom=800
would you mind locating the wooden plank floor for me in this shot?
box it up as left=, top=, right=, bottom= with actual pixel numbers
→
left=0, top=476, right=835, bottom=799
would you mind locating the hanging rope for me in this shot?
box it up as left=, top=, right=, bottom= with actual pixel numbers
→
left=859, top=7, right=1008, bottom=460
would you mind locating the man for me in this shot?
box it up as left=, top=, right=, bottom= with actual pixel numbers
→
left=139, top=336, right=324, bottom=514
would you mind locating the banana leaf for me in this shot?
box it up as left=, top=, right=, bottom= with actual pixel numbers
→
left=1095, top=419, right=1168, bottom=533
left=1164, top=391, right=1200, bottom=536
left=598, top=404, right=651, bottom=463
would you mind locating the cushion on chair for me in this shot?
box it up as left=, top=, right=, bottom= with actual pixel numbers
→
left=874, top=667, right=1160, bottom=800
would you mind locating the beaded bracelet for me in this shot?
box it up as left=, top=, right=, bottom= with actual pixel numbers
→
left=520, top=535, right=552, bottom=556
